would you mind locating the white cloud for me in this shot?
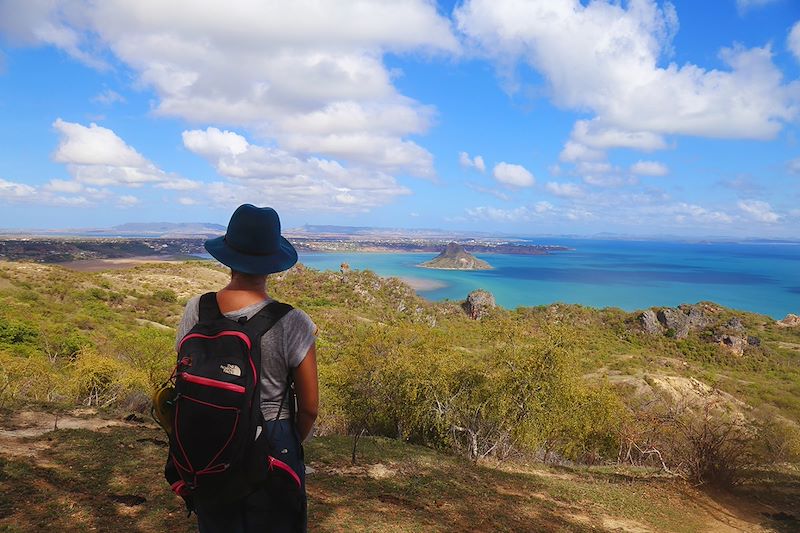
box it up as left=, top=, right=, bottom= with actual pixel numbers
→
left=459, top=151, right=486, bottom=172
left=559, top=141, right=605, bottom=163
left=92, top=89, right=126, bottom=105
left=51, top=119, right=198, bottom=191
left=3, top=1, right=457, bottom=179
left=466, top=205, right=534, bottom=222
left=582, top=174, right=631, bottom=188
left=788, top=157, right=800, bottom=175
left=492, top=162, right=535, bottom=187
left=183, top=128, right=249, bottom=157
left=630, top=160, right=668, bottom=176
left=789, top=21, right=800, bottom=63
left=53, top=119, right=147, bottom=167
left=43, top=179, right=83, bottom=194
left=117, top=194, right=139, bottom=207
left=0, top=178, right=36, bottom=200
left=545, top=181, right=584, bottom=198
left=183, top=127, right=411, bottom=211
left=456, top=0, right=800, bottom=153
left=178, top=197, right=198, bottom=206
left=738, top=199, right=780, bottom=223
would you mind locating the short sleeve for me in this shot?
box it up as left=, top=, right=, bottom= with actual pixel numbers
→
left=174, top=296, right=201, bottom=352
left=282, top=309, right=317, bottom=369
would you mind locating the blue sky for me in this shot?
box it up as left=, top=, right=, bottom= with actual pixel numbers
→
left=0, top=0, right=799, bottom=238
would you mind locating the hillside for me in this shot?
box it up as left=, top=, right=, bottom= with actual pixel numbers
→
left=0, top=259, right=798, bottom=532
left=419, top=242, right=493, bottom=270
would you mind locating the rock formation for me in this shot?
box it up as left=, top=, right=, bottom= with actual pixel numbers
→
left=656, top=308, right=691, bottom=339
left=463, top=289, right=496, bottom=320
left=777, top=313, right=800, bottom=328
left=420, top=242, right=492, bottom=270
left=638, top=310, right=663, bottom=335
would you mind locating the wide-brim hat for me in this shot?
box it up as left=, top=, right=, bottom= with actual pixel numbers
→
left=204, top=204, right=298, bottom=275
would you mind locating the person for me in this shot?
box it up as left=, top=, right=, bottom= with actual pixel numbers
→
left=174, top=204, right=318, bottom=533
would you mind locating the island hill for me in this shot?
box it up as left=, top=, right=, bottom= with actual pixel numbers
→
left=419, top=242, right=492, bottom=270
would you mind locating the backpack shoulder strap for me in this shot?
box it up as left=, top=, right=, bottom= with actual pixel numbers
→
left=198, top=292, right=224, bottom=322
left=241, top=300, right=294, bottom=340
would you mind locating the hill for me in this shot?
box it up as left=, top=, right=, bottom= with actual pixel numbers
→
left=419, top=242, right=493, bottom=270
left=0, top=259, right=798, bottom=531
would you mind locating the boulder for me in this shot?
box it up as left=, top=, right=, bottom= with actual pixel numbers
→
left=725, top=317, right=745, bottom=332
left=747, top=336, right=761, bottom=347
left=717, top=334, right=747, bottom=356
left=656, top=308, right=690, bottom=339
left=679, top=304, right=712, bottom=329
left=638, top=310, right=663, bottom=335
left=777, top=314, right=800, bottom=328
left=463, top=289, right=496, bottom=320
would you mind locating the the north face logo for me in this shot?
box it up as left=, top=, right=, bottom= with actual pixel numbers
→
left=220, top=363, right=242, bottom=376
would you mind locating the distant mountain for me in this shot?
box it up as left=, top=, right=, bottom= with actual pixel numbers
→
left=419, top=242, right=492, bottom=270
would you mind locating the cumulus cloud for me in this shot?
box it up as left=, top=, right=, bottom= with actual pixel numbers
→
left=789, top=21, right=800, bottom=63
left=459, top=151, right=486, bottom=172
left=545, top=181, right=584, bottom=198
left=51, top=119, right=190, bottom=188
left=2, top=1, right=457, bottom=180
left=738, top=199, right=780, bottom=223
left=182, top=127, right=411, bottom=211
left=630, top=160, right=668, bottom=176
left=0, top=177, right=99, bottom=207
left=492, top=162, right=535, bottom=187
left=0, top=178, right=36, bottom=200
left=456, top=0, right=800, bottom=159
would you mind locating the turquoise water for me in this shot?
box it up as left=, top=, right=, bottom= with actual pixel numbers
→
left=292, top=239, right=800, bottom=318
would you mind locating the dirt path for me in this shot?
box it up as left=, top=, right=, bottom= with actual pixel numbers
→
left=0, top=409, right=138, bottom=459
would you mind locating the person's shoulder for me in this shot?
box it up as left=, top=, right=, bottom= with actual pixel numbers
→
left=279, top=306, right=317, bottom=333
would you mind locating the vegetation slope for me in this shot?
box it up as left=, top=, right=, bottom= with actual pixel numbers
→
left=0, top=259, right=798, bottom=532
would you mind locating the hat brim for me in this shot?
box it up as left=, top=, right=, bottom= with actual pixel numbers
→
left=203, top=235, right=298, bottom=275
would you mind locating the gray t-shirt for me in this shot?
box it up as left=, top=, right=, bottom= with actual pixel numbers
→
left=175, top=295, right=317, bottom=420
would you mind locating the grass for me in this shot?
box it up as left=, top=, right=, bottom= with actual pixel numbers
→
left=2, top=413, right=797, bottom=532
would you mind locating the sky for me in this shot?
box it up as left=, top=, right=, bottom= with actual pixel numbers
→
left=0, top=0, right=799, bottom=238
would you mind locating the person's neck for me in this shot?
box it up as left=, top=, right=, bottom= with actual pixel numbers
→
left=217, top=281, right=269, bottom=313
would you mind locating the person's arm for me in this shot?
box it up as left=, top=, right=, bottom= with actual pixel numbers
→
left=293, top=342, right=318, bottom=442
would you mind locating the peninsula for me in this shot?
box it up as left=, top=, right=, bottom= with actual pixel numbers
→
left=419, top=242, right=492, bottom=270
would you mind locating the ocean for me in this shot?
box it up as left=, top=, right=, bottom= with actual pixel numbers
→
left=291, top=239, right=800, bottom=319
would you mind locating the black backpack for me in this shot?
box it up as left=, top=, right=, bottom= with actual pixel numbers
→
left=163, top=292, right=296, bottom=506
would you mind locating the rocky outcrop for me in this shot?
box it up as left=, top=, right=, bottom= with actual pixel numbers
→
left=656, top=308, right=691, bottom=339
left=647, top=304, right=716, bottom=339
left=638, top=310, right=663, bottom=335
left=777, top=314, right=800, bottom=328
left=679, top=304, right=713, bottom=330
left=716, top=334, right=747, bottom=356
left=463, top=289, right=496, bottom=320
left=420, top=242, right=492, bottom=270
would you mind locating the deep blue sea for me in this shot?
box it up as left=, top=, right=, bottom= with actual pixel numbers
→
left=289, top=239, right=800, bottom=319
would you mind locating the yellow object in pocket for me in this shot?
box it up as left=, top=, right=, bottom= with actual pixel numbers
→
left=151, top=383, right=176, bottom=436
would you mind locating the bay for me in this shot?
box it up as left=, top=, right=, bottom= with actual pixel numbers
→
left=292, top=239, right=800, bottom=319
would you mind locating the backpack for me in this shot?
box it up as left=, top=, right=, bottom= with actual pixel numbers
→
left=162, top=292, right=298, bottom=507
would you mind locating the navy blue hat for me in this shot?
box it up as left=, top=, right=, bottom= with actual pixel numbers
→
left=204, top=204, right=298, bottom=275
